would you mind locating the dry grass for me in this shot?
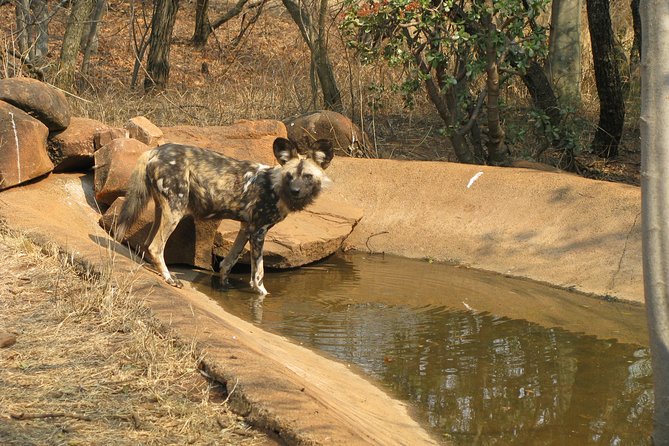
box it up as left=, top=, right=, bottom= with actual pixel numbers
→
left=0, top=222, right=273, bottom=446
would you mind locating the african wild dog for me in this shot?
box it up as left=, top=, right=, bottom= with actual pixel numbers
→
left=114, top=137, right=334, bottom=295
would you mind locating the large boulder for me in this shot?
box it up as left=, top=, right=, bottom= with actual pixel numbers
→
left=94, top=138, right=149, bottom=206
left=284, top=110, right=371, bottom=158
left=100, top=197, right=220, bottom=269
left=213, top=195, right=363, bottom=268
left=0, top=101, right=53, bottom=191
left=0, top=78, right=70, bottom=131
left=161, top=119, right=287, bottom=164
left=48, top=117, right=109, bottom=172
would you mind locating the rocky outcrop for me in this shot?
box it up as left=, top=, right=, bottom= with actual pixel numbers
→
left=284, top=110, right=371, bottom=158
left=0, top=101, right=53, bottom=191
left=161, top=119, right=287, bottom=164
left=48, top=117, right=109, bottom=172
left=93, top=137, right=150, bottom=206
left=0, top=77, right=70, bottom=131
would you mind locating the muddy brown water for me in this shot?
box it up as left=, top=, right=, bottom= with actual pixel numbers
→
left=182, top=252, right=653, bottom=445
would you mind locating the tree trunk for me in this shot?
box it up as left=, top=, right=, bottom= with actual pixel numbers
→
left=15, top=0, right=31, bottom=56
left=144, top=0, right=180, bottom=91
left=586, top=0, right=625, bottom=158
left=58, top=0, right=94, bottom=89
left=282, top=0, right=343, bottom=112
left=548, top=0, right=582, bottom=103
left=522, top=61, right=561, bottom=128
left=640, top=4, right=669, bottom=444
left=81, top=0, right=107, bottom=74
left=31, top=0, right=49, bottom=60
left=630, top=0, right=642, bottom=68
left=192, top=0, right=211, bottom=47
left=483, top=8, right=507, bottom=164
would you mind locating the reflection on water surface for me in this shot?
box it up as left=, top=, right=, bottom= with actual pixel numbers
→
left=185, top=252, right=653, bottom=445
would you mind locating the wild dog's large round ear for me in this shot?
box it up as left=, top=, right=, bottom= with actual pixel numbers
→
left=310, top=139, right=334, bottom=169
left=273, top=137, right=299, bottom=165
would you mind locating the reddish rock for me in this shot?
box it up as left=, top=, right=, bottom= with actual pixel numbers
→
left=213, top=195, right=363, bottom=268
left=0, top=77, right=70, bottom=131
left=125, top=116, right=165, bottom=147
left=0, top=101, right=53, bottom=191
left=94, top=127, right=129, bottom=151
left=0, top=332, right=17, bottom=348
left=284, top=111, right=371, bottom=158
left=94, top=138, right=149, bottom=205
left=161, top=119, right=287, bottom=164
left=100, top=197, right=220, bottom=269
left=48, top=117, right=109, bottom=172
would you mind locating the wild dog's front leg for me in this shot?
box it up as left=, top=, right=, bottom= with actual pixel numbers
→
left=249, top=225, right=269, bottom=295
left=217, top=225, right=249, bottom=283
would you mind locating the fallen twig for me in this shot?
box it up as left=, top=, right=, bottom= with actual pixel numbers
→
left=10, top=412, right=92, bottom=422
left=365, top=231, right=389, bottom=253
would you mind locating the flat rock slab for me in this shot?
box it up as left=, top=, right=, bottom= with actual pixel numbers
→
left=161, top=120, right=286, bottom=165
left=214, top=195, right=363, bottom=268
left=326, top=157, right=643, bottom=303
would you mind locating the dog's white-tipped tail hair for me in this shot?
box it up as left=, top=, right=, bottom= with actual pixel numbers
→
left=115, top=150, right=153, bottom=242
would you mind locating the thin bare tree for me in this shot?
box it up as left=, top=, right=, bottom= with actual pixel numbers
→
left=640, top=2, right=669, bottom=444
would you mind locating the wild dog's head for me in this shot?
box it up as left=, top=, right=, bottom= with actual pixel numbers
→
left=272, top=137, right=334, bottom=211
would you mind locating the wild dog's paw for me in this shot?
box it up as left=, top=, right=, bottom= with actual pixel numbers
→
left=166, top=277, right=183, bottom=288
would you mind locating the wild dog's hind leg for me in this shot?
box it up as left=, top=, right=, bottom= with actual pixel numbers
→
left=217, top=224, right=249, bottom=283
left=146, top=194, right=186, bottom=288
left=248, top=225, right=269, bottom=295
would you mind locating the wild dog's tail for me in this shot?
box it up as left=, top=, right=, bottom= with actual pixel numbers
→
left=115, top=150, right=153, bottom=242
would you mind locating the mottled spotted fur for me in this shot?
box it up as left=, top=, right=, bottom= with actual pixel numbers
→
left=115, top=137, right=334, bottom=294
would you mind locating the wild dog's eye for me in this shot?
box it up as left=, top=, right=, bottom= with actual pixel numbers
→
left=285, top=172, right=293, bottom=180
left=302, top=173, right=313, bottom=181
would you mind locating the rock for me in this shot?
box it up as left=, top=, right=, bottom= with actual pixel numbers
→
left=0, top=77, right=70, bottom=131
left=161, top=119, right=287, bottom=164
left=94, top=138, right=149, bottom=206
left=100, top=197, right=220, bottom=269
left=0, top=332, right=17, bottom=348
left=125, top=116, right=165, bottom=147
left=94, top=127, right=129, bottom=151
left=284, top=111, right=371, bottom=158
left=213, top=195, right=363, bottom=268
left=0, top=101, right=53, bottom=191
left=48, top=117, right=109, bottom=172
